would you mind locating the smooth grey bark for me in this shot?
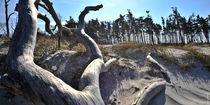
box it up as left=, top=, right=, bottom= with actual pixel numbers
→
left=133, top=81, right=166, bottom=105
left=0, top=0, right=166, bottom=105
left=0, top=0, right=118, bottom=105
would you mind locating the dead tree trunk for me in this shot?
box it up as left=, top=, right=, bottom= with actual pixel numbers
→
left=0, top=0, right=118, bottom=105
left=4, top=0, right=14, bottom=37
left=35, top=0, right=67, bottom=49
left=4, top=0, right=9, bottom=37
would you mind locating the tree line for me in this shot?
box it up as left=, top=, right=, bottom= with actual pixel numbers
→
left=65, top=7, right=210, bottom=44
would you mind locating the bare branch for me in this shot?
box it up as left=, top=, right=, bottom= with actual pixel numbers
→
left=41, top=0, right=62, bottom=28
left=52, top=24, right=57, bottom=31
left=8, top=12, right=15, bottom=20
left=36, top=0, right=61, bottom=31
left=76, top=5, right=118, bottom=92
left=0, top=23, right=6, bottom=34
left=41, top=0, right=66, bottom=49
left=37, top=12, right=54, bottom=35
left=103, top=57, right=120, bottom=72
left=10, top=18, right=17, bottom=32
left=78, top=4, right=103, bottom=29
left=34, top=0, right=40, bottom=8
left=6, top=0, right=10, bottom=3
left=38, top=3, right=50, bottom=12
left=77, top=4, right=103, bottom=60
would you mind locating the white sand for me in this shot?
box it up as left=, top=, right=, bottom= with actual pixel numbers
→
left=192, top=46, right=210, bottom=56
left=0, top=44, right=209, bottom=105
left=165, top=48, right=188, bottom=58
left=149, top=54, right=210, bottom=105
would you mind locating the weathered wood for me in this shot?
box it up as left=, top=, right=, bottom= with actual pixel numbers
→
left=0, top=0, right=119, bottom=105
left=41, top=0, right=62, bottom=29
left=37, top=12, right=54, bottom=35
left=133, top=81, right=166, bottom=105
left=76, top=4, right=103, bottom=60
left=0, top=0, right=174, bottom=105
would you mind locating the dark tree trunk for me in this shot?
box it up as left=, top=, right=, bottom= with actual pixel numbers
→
left=140, top=32, right=144, bottom=43
left=151, top=34, right=154, bottom=45
left=128, top=33, right=131, bottom=41
left=4, top=0, right=9, bottom=37
left=156, top=34, right=161, bottom=44
left=204, top=32, right=209, bottom=43
left=178, top=30, right=184, bottom=44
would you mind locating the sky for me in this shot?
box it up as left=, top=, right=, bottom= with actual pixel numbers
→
left=0, top=0, right=210, bottom=34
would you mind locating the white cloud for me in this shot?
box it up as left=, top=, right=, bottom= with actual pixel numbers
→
left=38, top=21, right=45, bottom=25
left=38, top=21, right=67, bottom=26
left=61, top=21, right=67, bottom=25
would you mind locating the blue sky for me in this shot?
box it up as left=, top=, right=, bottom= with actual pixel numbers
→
left=0, top=0, right=210, bottom=33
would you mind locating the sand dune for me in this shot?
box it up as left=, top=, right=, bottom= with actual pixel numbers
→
left=149, top=54, right=210, bottom=105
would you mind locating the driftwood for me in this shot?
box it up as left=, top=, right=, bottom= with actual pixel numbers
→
left=0, top=0, right=118, bottom=105
left=0, top=0, right=168, bottom=105
left=35, top=0, right=73, bottom=49
left=133, top=81, right=166, bottom=105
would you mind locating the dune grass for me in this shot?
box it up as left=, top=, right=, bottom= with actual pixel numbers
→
left=1, top=35, right=209, bottom=70
left=34, top=35, right=86, bottom=57
left=113, top=42, right=210, bottom=70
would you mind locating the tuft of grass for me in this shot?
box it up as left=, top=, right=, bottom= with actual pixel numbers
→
left=188, top=49, right=210, bottom=69
left=155, top=46, right=178, bottom=63
left=113, top=41, right=161, bottom=51
left=156, top=44, right=210, bottom=70
left=178, top=61, right=194, bottom=70
left=108, top=42, right=159, bottom=59
left=34, top=35, right=86, bottom=57
left=71, top=43, right=86, bottom=53
left=113, top=42, right=142, bottom=51
left=35, top=35, right=58, bottom=57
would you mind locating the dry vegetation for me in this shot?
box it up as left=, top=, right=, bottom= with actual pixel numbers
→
left=0, top=36, right=10, bottom=65
left=34, top=35, right=86, bottom=57
left=99, top=42, right=210, bottom=71
left=34, top=35, right=58, bottom=57
left=106, top=42, right=209, bottom=70
left=155, top=44, right=210, bottom=70
left=0, top=36, right=209, bottom=70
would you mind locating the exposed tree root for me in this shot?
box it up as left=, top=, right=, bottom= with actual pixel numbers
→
left=133, top=81, right=166, bottom=105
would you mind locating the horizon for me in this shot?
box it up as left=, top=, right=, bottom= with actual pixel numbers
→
left=0, top=0, right=210, bottom=34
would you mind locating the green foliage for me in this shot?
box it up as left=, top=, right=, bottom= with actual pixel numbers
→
left=64, top=7, right=210, bottom=45
left=65, top=16, right=77, bottom=28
